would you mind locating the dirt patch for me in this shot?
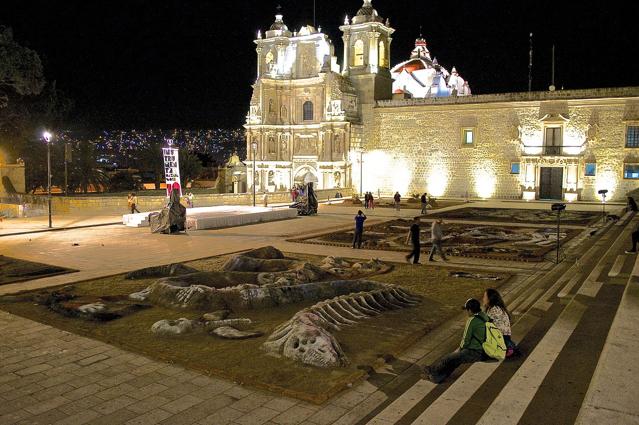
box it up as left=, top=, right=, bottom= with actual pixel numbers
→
left=0, top=256, right=75, bottom=285
left=426, top=207, right=601, bottom=226
left=0, top=252, right=509, bottom=403
left=330, top=199, right=465, bottom=211
left=293, top=219, right=583, bottom=262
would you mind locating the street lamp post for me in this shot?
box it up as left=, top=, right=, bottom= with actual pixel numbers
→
left=598, top=189, right=608, bottom=225
left=359, top=150, right=363, bottom=196
left=43, top=131, right=53, bottom=228
left=251, top=141, right=258, bottom=207
left=551, top=203, right=566, bottom=264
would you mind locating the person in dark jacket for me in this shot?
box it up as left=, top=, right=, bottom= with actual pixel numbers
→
left=420, top=193, right=428, bottom=215
left=352, top=210, right=367, bottom=249
left=405, top=216, right=422, bottom=264
left=422, top=298, right=488, bottom=383
left=394, top=192, right=401, bottom=211
left=625, top=220, right=639, bottom=254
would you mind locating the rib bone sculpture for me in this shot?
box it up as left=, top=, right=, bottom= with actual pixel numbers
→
left=262, top=282, right=421, bottom=368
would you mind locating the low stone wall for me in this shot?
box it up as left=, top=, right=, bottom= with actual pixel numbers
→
left=18, top=188, right=352, bottom=216
left=0, top=203, right=21, bottom=218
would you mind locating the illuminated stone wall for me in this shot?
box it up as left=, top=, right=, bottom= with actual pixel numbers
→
left=361, top=87, right=639, bottom=201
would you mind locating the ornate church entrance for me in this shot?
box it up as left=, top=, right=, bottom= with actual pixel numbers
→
left=539, top=167, right=563, bottom=200
left=294, top=167, right=319, bottom=186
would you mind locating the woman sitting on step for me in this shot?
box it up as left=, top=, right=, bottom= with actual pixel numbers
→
left=483, top=288, right=519, bottom=358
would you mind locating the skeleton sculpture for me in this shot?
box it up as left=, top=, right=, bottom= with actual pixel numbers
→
left=263, top=282, right=421, bottom=368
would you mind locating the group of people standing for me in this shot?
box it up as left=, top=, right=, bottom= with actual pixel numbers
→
left=405, top=216, right=447, bottom=263
left=290, top=185, right=306, bottom=202
left=363, top=192, right=375, bottom=209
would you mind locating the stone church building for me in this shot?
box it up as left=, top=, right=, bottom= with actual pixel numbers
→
left=246, top=0, right=639, bottom=202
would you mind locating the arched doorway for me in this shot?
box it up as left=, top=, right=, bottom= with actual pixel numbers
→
left=294, top=166, right=318, bottom=186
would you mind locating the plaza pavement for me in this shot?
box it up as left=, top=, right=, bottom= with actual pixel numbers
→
left=1, top=201, right=638, bottom=424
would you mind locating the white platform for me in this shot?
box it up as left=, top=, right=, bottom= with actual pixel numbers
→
left=122, top=205, right=298, bottom=230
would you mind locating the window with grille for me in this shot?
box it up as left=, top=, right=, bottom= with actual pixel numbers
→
left=626, top=126, right=639, bottom=148
left=624, top=164, right=639, bottom=179
left=462, top=128, right=474, bottom=145
left=544, top=127, right=562, bottom=155
left=303, top=101, right=313, bottom=121
left=354, top=40, right=364, bottom=66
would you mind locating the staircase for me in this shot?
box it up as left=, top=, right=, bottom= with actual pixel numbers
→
left=122, top=212, right=152, bottom=228
left=340, top=211, right=636, bottom=425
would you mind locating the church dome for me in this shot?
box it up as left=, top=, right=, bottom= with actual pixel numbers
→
left=352, top=0, right=384, bottom=24
left=266, top=13, right=292, bottom=38
left=270, top=14, right=288, bottom=31
left=391, top=33, right=471, bottom=98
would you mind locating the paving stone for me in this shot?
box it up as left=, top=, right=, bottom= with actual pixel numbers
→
left=15, top=407, right=68, bottom=425
left=23, top=395, right=70, bottom=415
left=0, top=409, right=32, bottom=425
left=230, top=393, right=275, bottom=413
left=52, top=409, right=100, bottom=425
left=14, top=363, right=52, bottom=376
left=85, top=408, right=139, bottom=425
left=306, top=404, right=348, bottom=425
left=129, top=383, right=169, bottom=400
left=58, top=395, right=103, bottom=415
left=32, top=383, right=76, bottom=401
left=95, top=382, right=137, bottom=400
left=162, top=394, right=205, bottom=414
left=271, top=405, right=317, bottom=425
left=125, top=408, right=173, bottom=425
left=198, top=406, right=243, bottom=425
left=159, top=400, right=221, bottom=425
left=93, top=394, right=137, bottom=415
left=264, top=396, right=299, bottom=412
left=223, top=385, right=254, bottom=400
left=127, top=395, right=172, bottom=414
left=62, top=383, right=104, bottom=400
left=234, top=407, right=280, bottom=425
left=331, top=389, right=369, bottom=409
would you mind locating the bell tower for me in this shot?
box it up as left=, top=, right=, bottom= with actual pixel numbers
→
left=340, top=0, right=394, bottom=103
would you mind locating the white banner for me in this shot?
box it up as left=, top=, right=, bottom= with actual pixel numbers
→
left=162, top=147, right=181, bottom=197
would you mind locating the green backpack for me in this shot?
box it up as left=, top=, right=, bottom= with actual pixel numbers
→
left=479, top=318, right=507, bottom=361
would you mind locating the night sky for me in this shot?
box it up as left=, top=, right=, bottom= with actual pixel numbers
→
left=3, top=0, right=638, bottom=130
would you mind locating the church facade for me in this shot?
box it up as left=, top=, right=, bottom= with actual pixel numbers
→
left=246, top=1, right=639, bottom=202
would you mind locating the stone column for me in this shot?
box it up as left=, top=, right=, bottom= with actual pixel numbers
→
left=342, top=33, right=351, bottom=76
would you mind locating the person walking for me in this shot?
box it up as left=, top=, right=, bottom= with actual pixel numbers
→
left=420, top=193, right=428, bottom=215
left=128, top=193, right=140, bottom=214
left=625, top=220, right=639, bottom=254
left=394, top=192, right=401, bottom=211
left=483, top=288, right=519, bottom=357
left=422, top=298, right=489, bottom=383
left=352, top=210, right=367, bottom=249
left=405, top=216, right=422, bottom=264
left=429, top=218, right=447, bottom=261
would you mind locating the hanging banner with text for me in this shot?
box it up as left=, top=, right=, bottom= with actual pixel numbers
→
left=162, top=147, right=181, bottom=197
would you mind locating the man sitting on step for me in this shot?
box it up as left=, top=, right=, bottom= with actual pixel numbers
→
left=422, top=298, right=489, bottom=383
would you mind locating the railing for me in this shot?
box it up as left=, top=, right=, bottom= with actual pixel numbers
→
left=521, top=145, right=585, bottom=156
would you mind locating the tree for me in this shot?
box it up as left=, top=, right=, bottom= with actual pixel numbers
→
left=108, top=171, right=141, bottom=193
left=137, top=141, right=164, bottom=189
left=0, top=26, right=45, bottom=109
left=179, top=150, right=203, bottom=188
left=67, top=140, right=109, bottom=194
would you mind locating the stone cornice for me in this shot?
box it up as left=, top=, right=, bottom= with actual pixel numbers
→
left=376, top=87, right=639, bottom=110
